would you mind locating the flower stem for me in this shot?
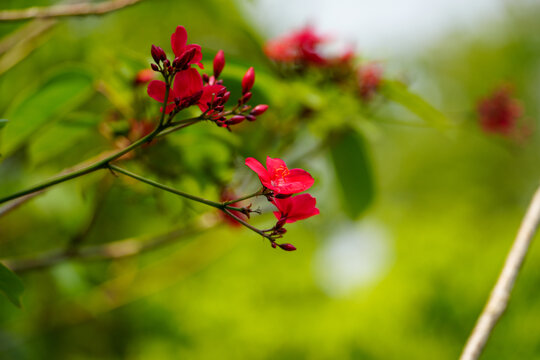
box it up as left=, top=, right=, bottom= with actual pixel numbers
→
left=222, top=188, right=263, bottom=206
left=222, top=208, right=275, bottom=243
left=108, top=164, right=244, bottom=212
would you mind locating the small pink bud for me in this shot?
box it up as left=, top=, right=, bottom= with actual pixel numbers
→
left=213, top=50, right=225, bottom=78
left=151, top=45, right=166, bottom=63
left=245, top=115, right=256, bottom=122
left=250, top=104, right=268, bottom=116
left=222, top=91, right=231, bottom=103
left=242, top=67, right=255, bottom=94
left=151, top=63, right=159, bottom=72
left=278, top=243, right=296, bottom=251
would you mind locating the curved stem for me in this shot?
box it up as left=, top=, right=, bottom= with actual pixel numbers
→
left=0, top=81, right=173, bottom=205
left=108, top=164, right=244, bottom=212
left=460, top=184, right=540, bottom=360
left=222, top=208, right=275, bottom=243
left=222, top=188, right=263, bottom=205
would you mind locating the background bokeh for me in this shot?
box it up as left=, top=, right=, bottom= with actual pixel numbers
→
left=1, top=0, right=540, bottom=359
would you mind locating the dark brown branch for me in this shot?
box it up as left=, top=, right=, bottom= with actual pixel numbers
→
left=0, top=0, right=143, bottom=22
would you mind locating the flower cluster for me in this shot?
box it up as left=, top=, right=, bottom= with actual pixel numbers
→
left=264, top=25, right=352, bottom=67
left=265, top=25, right=383, bottom=102
left=244, top=156, right=319, bottom=251
left=147, top=26, right=268, bottom=130
left=477, top=85, right=524, bottom=136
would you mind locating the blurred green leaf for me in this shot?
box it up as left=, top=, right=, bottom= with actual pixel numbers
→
left=2, top=67, right=94, bottom=156
left=0, top=119, right=8, bottom=129
left=0, top=262, right=24, bottom=308
left=330, top=131, right=374, bottom=219
left=380, top=79, right=449, bottom=127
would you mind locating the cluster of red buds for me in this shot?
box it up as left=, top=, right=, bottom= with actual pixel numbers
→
left=147, top=26, right=269, bottom=130
left=241, top=156, right=320, bottom=251
left=265, top=25, right=383, bottom=102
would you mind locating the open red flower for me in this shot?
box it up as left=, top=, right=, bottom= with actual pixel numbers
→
left=272, top=193, right=319, bottom=224
left=147, top=68, right=224, bottom=113
left=477, top=86, right=523, bottom=135
left=171, top=26, right=203, bottom=69
left=245, top=157, right=314, bottom=195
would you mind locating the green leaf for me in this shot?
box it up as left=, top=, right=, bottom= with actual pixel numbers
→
left=330, top=131, right=374, bottom=219
left=0, top=119, right=8, bottom=129
left=0, top=262, right=24, bottom=308
left=380, top=80, right=449, bottom=127
left=2, top=67, right=94, bottom=156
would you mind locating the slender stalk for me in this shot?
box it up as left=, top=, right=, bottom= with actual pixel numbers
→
left=0, top=0, right=143, bottom=22
left=222, top=188, right=263, bottom=205
left=108, top=164, right=244, bottom=213
left=223, top=208, right=274, bottom=242
left=0, top=81, right=172, bottom=205
left=460, top=184, right=540, bottom=360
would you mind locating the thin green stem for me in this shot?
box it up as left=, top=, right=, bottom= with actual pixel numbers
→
left=223, top=208, right=274, bottom=242
left=108, top=164, right=245, bottom=213
left=222, top=188, right=263, bottom=206
left=0, top=79, right=176, bottom=205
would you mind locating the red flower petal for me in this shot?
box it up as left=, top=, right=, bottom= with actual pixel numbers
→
left=245, top=157, right=270, bottom=183
left=272, top=193, right=319, bottom=223
left=184, top=44, right=204, bottom=69
left=173, top=68, right=203, bottom=99
left=198, top=84, right=225, bottom=112
left=171, top=25, right=188, bottom=58
left=147, top=80, right=176, bottom=104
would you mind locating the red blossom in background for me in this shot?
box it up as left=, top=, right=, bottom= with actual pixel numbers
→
left=245, top=157, right=314, bottom=195
left=357, top=63, right=383, bottom=101
left=272, top=193, right=319, bottom=224
left=134, top=69, right=155, bottom=86
left=477, top=86, right=523, bottom=135
left=265, top=25, right=328, bottom=65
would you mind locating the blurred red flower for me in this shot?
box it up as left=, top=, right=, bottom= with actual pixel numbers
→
left=477, top=86, right=523, bottom=135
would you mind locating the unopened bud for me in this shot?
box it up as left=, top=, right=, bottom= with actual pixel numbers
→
left=242, top=92, right=252, bottom=103
left=151, top=45, right=166, bottom=63
left=251, top=104, right=268, bottom=116
left=242, top=67, right=255, bottom=94
left=278, top=243, right=296, bottom=251
left=213, top=50, right=225, bottom=78
left=202, top=74, right=210, bottom=83
left=151, top=63, right=159, bottom=71
left=222, top=91, right=231, bottom=103
left=246, top=115, right=256, bottom=122
left=163, top=59, right=170, bottom=67
left=214, top=105, right=224, bottom=112
left=228, top=115, right=245, bottom=125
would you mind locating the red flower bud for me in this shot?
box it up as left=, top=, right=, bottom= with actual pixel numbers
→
left=213, top=50, right=225, bottom=78
left=228, top=115, right=246, bottom=125
left=245, top=115, right=256, bottom=122
left=250, top=104, right=268, bottom=116
left=151, top=45, right=166, bottom=63
left=278, top=243, right=296, bottom=251
left=151, top=63, right=159, bottom=72
left=242, top=67, right=255, bottom=94
left=242, top=92, right=252, bottom=103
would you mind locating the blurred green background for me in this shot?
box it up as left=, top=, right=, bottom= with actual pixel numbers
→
left=1, top=0, right=540, bottom=359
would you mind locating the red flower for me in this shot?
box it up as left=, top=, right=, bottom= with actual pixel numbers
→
left=265, top=26, right=327, bottom=65
left=358, top=63, right=382, bottom=101
left=171, top=26, right=203, bottom=69
left=147, top=68, right=224, bottom=113
left=134, top=69, right=155, bottom=86
left=477, top=86, right=523, bottom=135
left=272, top=193, right=319, bottom=224
left=245, top=157, right=314, bottom=195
